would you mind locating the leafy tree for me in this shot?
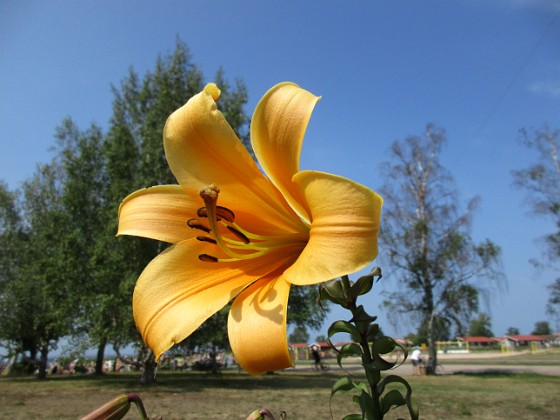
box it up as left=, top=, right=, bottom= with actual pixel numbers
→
left=0, top=182, right=27, bottom=363
left=288, top=326, right=310, bottom=344
left=512, top=126, right=560, bottom=266
left=6, top=164, right=78, bottom=379
left=546, top=279, right=560, bottom=331
left=379, top=124, right=504, bottom=374
left=468, top=313, right=494, bottom=337
left=532, top=321, right=551, bottom=335
left=103, top=39, right=258, bottom=383
left=512, top=126, right=560, bottom=327
left=506, top=327, right=520, bottom=336
left=54, top=119, right=113, bottom=374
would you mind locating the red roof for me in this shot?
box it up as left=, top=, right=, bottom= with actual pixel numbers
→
left=459, top=336, right=499, bottom=343
left=505, top=335, right=547, bottom=342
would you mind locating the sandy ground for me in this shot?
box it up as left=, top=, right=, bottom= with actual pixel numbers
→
left=293, top=350, right=560, bottom=376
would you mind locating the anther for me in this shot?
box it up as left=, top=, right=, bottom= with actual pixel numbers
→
left=196, top=236, right=217, bottom=245
left=187, top=219, right=211, bottom=233
left=199, top=254, right=219, bottom=263
left=197, top=206, right=235, bottom=223
left=227, top=226, right=250, bottom=244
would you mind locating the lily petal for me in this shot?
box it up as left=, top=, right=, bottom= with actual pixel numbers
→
left=284, top=170, right=383, bottom=286
left=117, top=185, right=195, bottom=244
left=228, top=274, right=292, bottom=375
left=251, top=83, right=320, bottom=223
left=164, top=85, right=303, bottom=236
left=134, top=239, right=291, bottom=361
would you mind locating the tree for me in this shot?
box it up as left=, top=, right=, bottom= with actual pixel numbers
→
left=288, top=326, right=310, bottom=344
left=512, top=126, right=560, bottom=327
left=54, top=119, right=113, bottom=375
left=379, top=124, right=504, bottom=374
left=532, top=321, right=551, bottom=335
left=512, top=126, right=560, bottom=266
left=506, top=327, right=520, bottom=336
left=103, top=39, right=258, bottom=383
left=468, top=313, right=494, bottom=337
left=546, top=279, right=560, bottom=331
left=2, top=164, right=78, bottom=379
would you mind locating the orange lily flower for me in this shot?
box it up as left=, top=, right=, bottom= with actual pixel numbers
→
left=117, top=82, right=382, bottom=374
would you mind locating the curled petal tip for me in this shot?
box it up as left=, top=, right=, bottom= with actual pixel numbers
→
left=204, top=83, right=221, bottom=101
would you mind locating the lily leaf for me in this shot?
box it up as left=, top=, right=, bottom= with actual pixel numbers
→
left=349, top=305, right=377, bottom=323
left=328, top=320, right=360, bottom=339
left=331, top=376, right=359, bottom=396
left=337, top=343, right=363, bottom=369
left=372, top=336, right=397, bottom=355
left=350, top=272, right=374, bottom=299
left=381, top=389, right=406, bottom=415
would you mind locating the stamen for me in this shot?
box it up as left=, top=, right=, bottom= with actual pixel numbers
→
left=187, top=219, right=211, bottom=233
left=199, top=254, right=219, bottom=263
left=196, top=236, right=217, bottom=245
left=227, top=226, right=250, bottom=244
left=197, top=206, right=235, bottom=223
left=195, top=183, right=308, bottom=264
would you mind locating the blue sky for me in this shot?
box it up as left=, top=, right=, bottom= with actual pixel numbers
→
left=1, top=0, right=559, bottom=340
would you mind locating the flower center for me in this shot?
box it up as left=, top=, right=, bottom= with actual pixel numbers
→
left=187, top=184, right=307, bottom=263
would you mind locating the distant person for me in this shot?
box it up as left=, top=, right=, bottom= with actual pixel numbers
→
left=411, top=347, right=423, bottom=375
left=311, top=345, right=321, bottom=370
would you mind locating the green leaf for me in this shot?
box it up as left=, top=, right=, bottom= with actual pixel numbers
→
left=320, top=280, right=347, bottom=305
left=336, top=342, right=363, bottom=368
left=377, top=375, right=419, bottom=420
left=354, top=389, right=376, bottom=419
left=350, top=273, right=374, bottom=298
left=372, top=354, right=397, bottom=371
left=381, top=389, right=406, bottom=414
left=372, top=336, right=397, bottom=355
left=349, top=305, right=377, bottom=323
left=331, top=376, right=359, bottom=396
left=328, top=320, right=360, bottom=339
left=342, top=415, right=362, bottom=420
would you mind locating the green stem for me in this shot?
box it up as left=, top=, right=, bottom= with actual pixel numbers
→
left=349, top=302, right=383, bottom=420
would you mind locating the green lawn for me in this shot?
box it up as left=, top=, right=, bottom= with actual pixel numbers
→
left=1, top=369, right=559, bottom=419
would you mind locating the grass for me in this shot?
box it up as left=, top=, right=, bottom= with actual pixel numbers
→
left=1, top=369, right=559, bottom=419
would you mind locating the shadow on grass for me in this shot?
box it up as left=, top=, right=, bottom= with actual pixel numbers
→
left=1, top=370, right=346, bottom=393
left=450, top=370, right=552, bottom=380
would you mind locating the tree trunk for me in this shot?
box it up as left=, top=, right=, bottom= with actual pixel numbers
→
left=140, top=349, right=157, bottom=385
left=425, top=313, right=438, bottom=375
left=37, top=343, right=49, bottom=380
left=95, top=336, right=107, bottom=375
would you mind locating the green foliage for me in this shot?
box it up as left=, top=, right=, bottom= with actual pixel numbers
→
left=288, top=326, right=310, bottom=344
left=322, top=271, right=418, bottom=420
left=506, top=327, right=520, bottom=336
left=0, top=163, right=79, bottom=378
left=546, top=279, right=560, bottom=325
left=468, top=313, right=494, bottom=337
left=512, top=126, right=560, bottom=264
left=531, top=321, right=551, bottom=336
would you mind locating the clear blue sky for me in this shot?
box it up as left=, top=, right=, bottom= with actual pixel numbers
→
left=1, top=0, right=559, bottom=340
